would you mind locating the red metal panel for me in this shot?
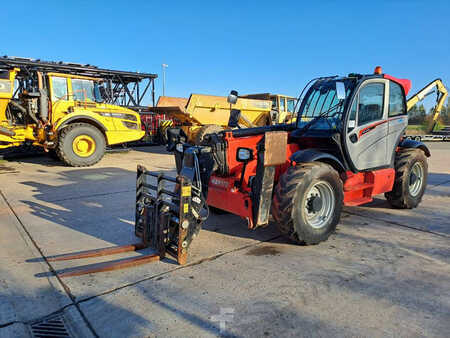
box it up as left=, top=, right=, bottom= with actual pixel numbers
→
left=207, top=177, right=254, bottom=228
left=206, top=132, right=300, bottom=228
left=370, top=168, right=395, bottom=195
left=343, top=168, right=395, bottom=206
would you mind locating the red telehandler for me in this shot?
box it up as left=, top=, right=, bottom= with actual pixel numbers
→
left=141, top=67, right=431, bottom=255
left=48, top=67, right=434, bottom=276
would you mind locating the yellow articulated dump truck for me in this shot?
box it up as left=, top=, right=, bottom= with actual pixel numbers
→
left=151, top=92, right=296, bottom=144
left=0, top=57, right=156, bottom=166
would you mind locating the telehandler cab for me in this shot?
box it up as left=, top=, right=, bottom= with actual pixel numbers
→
left=46, top=67, right=433, bottom=277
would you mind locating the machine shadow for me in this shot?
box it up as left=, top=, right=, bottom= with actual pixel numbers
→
left=18, top=166, right=282, bottom=269
left=21, top=165, right=448, bottom=270
left=128, top=144, right=169, bottom=155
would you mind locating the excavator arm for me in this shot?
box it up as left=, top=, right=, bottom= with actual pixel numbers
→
left=407, top=79, right=448, bottom=134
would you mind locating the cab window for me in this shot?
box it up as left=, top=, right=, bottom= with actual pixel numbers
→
left=271, top=97, right=277, bottom=109
left=348, top=99, right=358, bottom=132
left=357, top=83, right=385, bottom=126
left=279, top=97, right=286, bottom=111
left=51, top=77, right=68, bottom=101
left=287, top=99, right=295, bottom=113
left=388, top=82, right=405, bottom=117
left=72, top=79, right=95, bottom=101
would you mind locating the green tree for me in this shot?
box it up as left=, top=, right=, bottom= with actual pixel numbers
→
left=419, top=104, right=426, bottom=117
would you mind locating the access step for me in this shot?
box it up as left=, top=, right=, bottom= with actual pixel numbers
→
left=344, top=197, right=373, bottom=207
left=344, top=182, right=373, bottom=192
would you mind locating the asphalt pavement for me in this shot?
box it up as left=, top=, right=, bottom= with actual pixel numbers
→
left=0, top=143, right=448, bottom=337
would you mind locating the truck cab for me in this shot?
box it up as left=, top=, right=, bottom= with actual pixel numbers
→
left=240, top=93, right=297, bottom=124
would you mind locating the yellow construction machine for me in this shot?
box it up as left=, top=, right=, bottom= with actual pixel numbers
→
left=151, top=93, right=295, bottom=144
left=0, top=57, right=156, bottom=166
left=240, top=93, right=297, bottom=124
left=406, top=79, right=448, bottom=141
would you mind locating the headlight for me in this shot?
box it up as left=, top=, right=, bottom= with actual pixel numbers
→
left=176, top=143, right=184, bottom=152
left=99, top=112, right=138, bottom=121
left=122, top=121, right=138, bottom=129
left=237, top=148, right=253, bottom=162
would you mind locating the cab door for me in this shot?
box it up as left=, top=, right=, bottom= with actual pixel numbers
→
left=49, top=76, right=71, bottom=121
left=278, top=96, right=286, bottom=124
left=345, top=79, right=390, bottom=170
left=386, top=81, right=408, bottom=162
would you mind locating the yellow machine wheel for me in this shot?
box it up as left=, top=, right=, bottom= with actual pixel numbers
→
left=72, top=135, right=96, bottom=157
left=57, top=123, right=106, bottom=167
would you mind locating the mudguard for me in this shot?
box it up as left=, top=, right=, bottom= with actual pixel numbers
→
left=290, top=149, right=346, bottom=173
left=398, top=138, right=431, bottom=157
left=57, top=115, right=108, bottom=132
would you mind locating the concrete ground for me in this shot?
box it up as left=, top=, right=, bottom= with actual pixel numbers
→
left=0, top=143, right=449, bottom=337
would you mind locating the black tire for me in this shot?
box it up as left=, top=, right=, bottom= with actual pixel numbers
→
left=56, top=123, right=106, bottom=167
left=47, top=149, right=60, bottom=160
left=195, top=125, right=224, bottom=145
left=271, top=162, right=343, bottom=245
left=385, top=149, right=427, bottom=209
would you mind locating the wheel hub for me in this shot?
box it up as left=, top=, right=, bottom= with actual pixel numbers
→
left=72, top=135, right=96, bottom=157
left=304, top=181, right=335, bottom=229
left=409, top=172, right=417, bottom=185
left=307, top=194, right=323, bottom=213
left=408, top=162, right=424, bottom=197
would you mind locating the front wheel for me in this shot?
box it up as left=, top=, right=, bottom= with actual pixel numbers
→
left=385, top=149, right=428, bottom=209
left=271, top=162, right=343, bottom=245
left=57, top=123, right=106, bottom=167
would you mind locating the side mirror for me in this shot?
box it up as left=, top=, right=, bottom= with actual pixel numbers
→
left=336, top=82, right=346, bottom=100
left=227, top=90, right=238, bottom=104
left=236, top=147, right=253, bottom=162
left=228, top=109, right=241, bottom=128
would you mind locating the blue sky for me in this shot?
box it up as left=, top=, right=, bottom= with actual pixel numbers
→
left=2, top=1, right=449, bottom=106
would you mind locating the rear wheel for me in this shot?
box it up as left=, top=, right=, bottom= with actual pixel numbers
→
left=271, top=162, right=343, bottom=245
left=385, top=149, right=427, bottom=208
left=57, top=123, right=106, bottom=167
left=195, top=125, right=223, bottom=145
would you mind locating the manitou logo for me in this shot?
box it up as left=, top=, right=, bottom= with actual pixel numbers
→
left=210, top=177, right=229, bottom=188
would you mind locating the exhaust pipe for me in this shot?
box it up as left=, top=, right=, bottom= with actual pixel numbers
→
left=0, top=126, right=15, bottom=137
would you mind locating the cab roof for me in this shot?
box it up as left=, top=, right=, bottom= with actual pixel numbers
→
left=384, top=74, right=411, bottom=95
